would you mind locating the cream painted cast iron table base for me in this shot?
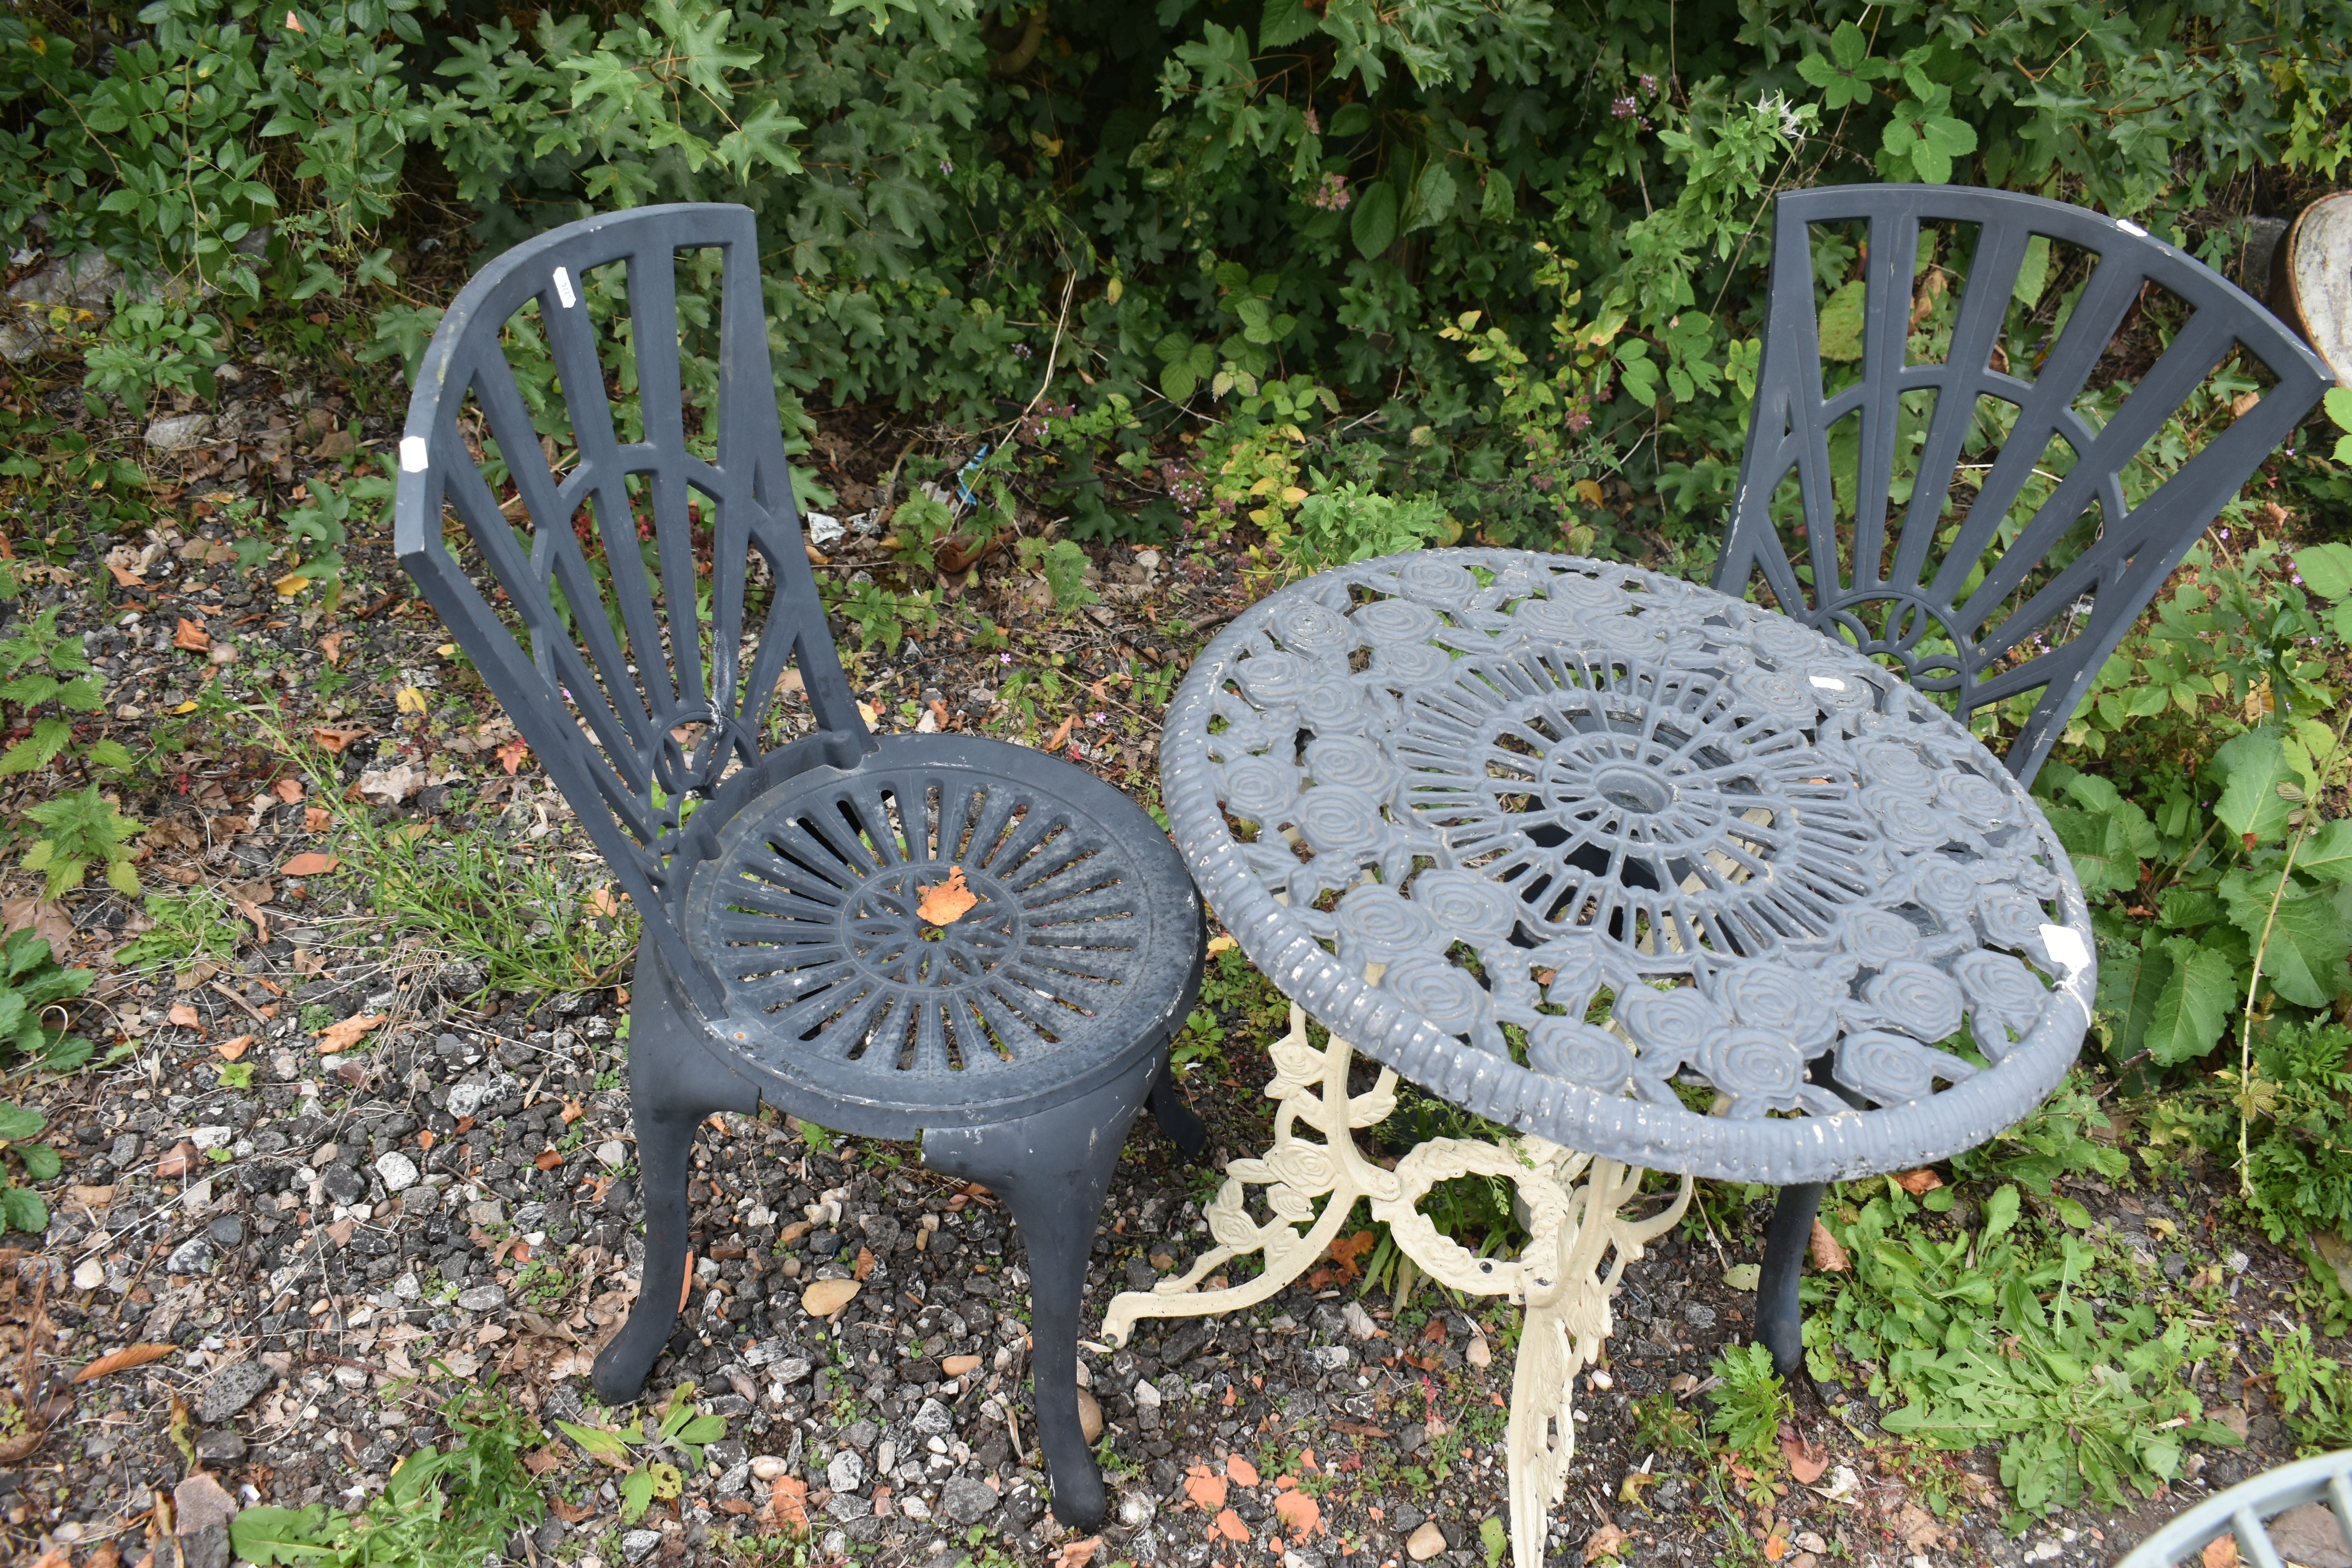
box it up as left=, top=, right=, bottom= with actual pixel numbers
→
left=1103, top=1003, right=1690, bottom=1568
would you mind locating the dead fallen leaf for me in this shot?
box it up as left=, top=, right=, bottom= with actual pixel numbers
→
left=852, top=1246, right=877, bottom=1282
left=1058, top=1536, right=1101, bottom=1568
left=1226, top=1455, right=1260, bottom=1487
left=496, top=736, right=530, bottom=775
left=167, top=1003, right=201, bottom=1029
left=271, top=777, right=304, bottom=804
left=916, top=866, right=981, bottom=926
left=311, top=725, right=370, bottom=753
left=318, top=631, right=345, bottom=666
left=315, top=1013, right=385, bottom=1053
left=802, top=1278, right=860, bottom=1317
left=1781, top=1432, right=1828, bottom=1485
left=106, top=560, right=145, bottom=588
left=215, top=1035, right=253, bottom=1061
left=303, top=806, right=332, bottom=833
left=1184, top=1467, right=1229, bottom=1511
left=1044, top=715, right=1075, bottom=751
left=2203, top=1535, right=2239, bottom=1568
left=768, top=1474, right=809, bottom=1533
left=1762, top=1532, right=1789, bottom=1563
left=523, top=1445, right=568, bottom=1477
left=560, top=1101, right=585, bottom=1124
left=1, top=896, right=74, bottom=953
left=1585, top=1524, right=1630, bottom=1564
left=154, top=1142, right=200, bottom=1179
left=281, top=851, right=340, bottom=877
left=534, top=1149, right=563, bottom=1171
left=1272, top=1490, right=1321, bottom=1537
left=549, top=1497, right=595, bottom=1524
left=73, top=1343, right=176, bottom=1383
left=1808, top=1219, right=1849, bottom=1272
left=173, top=618, right=212, bottom=652
left=1893, top=1168, right=1943, bottom=1195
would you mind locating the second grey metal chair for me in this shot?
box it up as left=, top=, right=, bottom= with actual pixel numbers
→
left=1711, top=184, right=2332, bottom=1375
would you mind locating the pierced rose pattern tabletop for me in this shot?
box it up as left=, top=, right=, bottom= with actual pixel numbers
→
left=1159, top=548, right=2096, bottom=1185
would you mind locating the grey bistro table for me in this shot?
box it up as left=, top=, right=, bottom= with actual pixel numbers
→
left=1101, top=548, right=2096, bottom=1568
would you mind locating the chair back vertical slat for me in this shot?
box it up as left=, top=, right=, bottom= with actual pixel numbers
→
left=539, top=276, right=675, bottom=732
left=1716, top=185, right=2333, bottom=785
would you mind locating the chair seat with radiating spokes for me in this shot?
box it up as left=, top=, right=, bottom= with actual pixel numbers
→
left=392, top=203, right=1205, bottom=1531
left=1709, top=184, right=2331, bottom=1377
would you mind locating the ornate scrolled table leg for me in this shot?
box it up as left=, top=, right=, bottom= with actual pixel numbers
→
left=1102, top=1006, right=1691, bottom=1568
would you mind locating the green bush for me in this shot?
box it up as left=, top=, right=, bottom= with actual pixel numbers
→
left=4, top=0, right=2347, bottom=555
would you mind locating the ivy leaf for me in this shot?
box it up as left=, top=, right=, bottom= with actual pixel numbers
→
left=2143, top=937, right=2237, bottom=1065
left=1350, top=180, right=1397, bottom=260
left=2212, top=728, right=2295, bottom=843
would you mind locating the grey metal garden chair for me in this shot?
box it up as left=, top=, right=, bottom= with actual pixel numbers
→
left=1713, top=184, right=2332, bottom=1375
left=392, top=203, right=1205, bottom=1528
left=2114, top=1451, right=2352, bottom=1568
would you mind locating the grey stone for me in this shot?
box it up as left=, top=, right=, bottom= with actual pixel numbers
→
left=827, top=1448, right=866, bottom=1492
left=168, top=1235, right=215, bottom=1276
left=399, top=1184, right=441, bottom=1216
left=207, top=1214, right=243, bottom=1248
left=199, top=1359, right=273, bottom=1422
left=175, top=1472, right=238, bottom=1533
left=193, top=1430, right=247, bottom=1463
left=144, top=413, right=214, bottom=453
left=374, top=1152, right=421, bottom=1192
left=1681, top=1301, right=1717, bottom=1330
left=7, top=251, right=123, bottom=311
left=911, top=1396, right=955, bottom=1435
left=2269, top=1503, right=2352, bottom=1568
left=620, top=1528, right=663, bottom=1562
left=179, top=1525, right=229, bottom=1568
left=109, top=1132, right=143, bottom=1167
left=0, top=323, right=42, bottom=365
left=940, top=1475, right=999, bottom=1525
left=321, top=1164, right=364, bottom=1205
left=456, top=1284, right=507, bottom=1312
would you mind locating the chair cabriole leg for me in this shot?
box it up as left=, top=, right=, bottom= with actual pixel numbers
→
left=591, top=953, right=760, bottom=1405
left=922, top=1052, right=1159, bottom=1530
left=1757, top=1181, right=1825, bottom=1377
left=1149, top=1065, right=1209, bottom=1159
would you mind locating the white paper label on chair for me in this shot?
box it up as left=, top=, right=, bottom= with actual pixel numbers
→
left=1808, top=675, right=1847, bottom=691
left=398, top=436, right=429, bottom=473
left=2039, top=923, right=2090, bottom=975
left=552, top=266, right=577, bottom=308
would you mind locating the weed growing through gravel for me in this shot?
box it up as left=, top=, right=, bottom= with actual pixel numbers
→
left=227, top=1377, right=546, bottom=1565
left=1807, top=1180, right=2241, bottom=1521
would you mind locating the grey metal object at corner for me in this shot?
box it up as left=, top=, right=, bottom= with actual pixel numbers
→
left=391, top=203, right=1205, bottom=1528
left=2112, top=1451, right=2352, bottom=1568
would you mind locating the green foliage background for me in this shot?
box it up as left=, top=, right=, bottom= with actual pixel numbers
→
left=5, top=0, right=2350, bottom=545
